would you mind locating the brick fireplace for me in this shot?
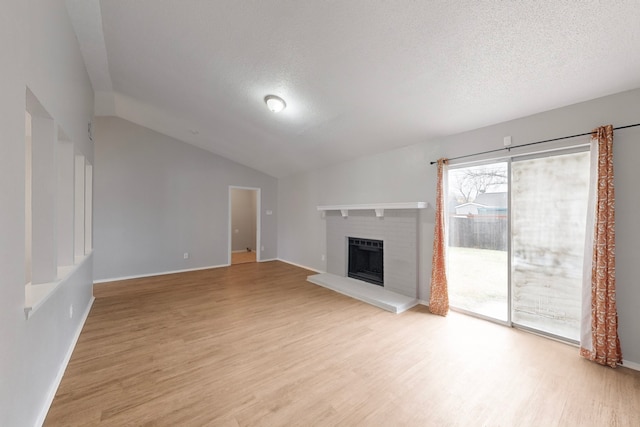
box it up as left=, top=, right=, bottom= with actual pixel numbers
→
left=325, top=209, right=419, bottom=298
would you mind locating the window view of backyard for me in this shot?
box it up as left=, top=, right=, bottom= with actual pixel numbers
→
left=447, top=162, right=509, bottom=321
left=448, top=246, right=508, bottom=320
left=447, top=151, right=590, bottom=341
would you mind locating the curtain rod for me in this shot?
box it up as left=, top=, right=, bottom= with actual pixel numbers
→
left=429, top=122, right=640, bottom=165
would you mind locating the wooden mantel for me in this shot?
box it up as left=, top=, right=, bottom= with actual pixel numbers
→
left=317, top=202, right=427, bottom=218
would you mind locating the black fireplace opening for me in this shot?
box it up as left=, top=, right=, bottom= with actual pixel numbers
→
left=348, top=237, right=383, bottom=286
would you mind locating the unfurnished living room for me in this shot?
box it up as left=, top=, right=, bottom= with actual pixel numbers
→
left=2, top=1, right=640, bottom=426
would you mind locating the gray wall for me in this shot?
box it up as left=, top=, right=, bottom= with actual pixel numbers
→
left=94, top=116, right=277, bottom=281
left=278, top=88, right=640, bottom=367
left=231, top=188, right=257, bottom=252
left=0, top=1, right=95, bottom=425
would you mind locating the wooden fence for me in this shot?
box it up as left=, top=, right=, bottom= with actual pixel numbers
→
left=449, top=215, right=508, bottom=251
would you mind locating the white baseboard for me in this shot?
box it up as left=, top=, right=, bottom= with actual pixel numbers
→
left=622, top=359, right=640, bottom=371
left=258, top=258, right=278, bottom=262
left=93, top=264, right=229, bottom=284
left=417, top=299, right=429, bottom=307
left=276, top=258, right=325, bottom=274
left=35, top=296, right=95, bottom=427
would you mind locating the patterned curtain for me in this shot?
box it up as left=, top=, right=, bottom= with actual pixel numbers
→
left=579, top=125, right=622, bottom=368
left=429, top=158, right=449, bottom=316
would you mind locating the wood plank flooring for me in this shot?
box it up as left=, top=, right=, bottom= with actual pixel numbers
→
left=231, top=251, right=256, bottom=265
left=46, top=261, right=640, bottom=426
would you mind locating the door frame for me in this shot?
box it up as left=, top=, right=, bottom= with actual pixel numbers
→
left=228, top=186, right=261, bottom=265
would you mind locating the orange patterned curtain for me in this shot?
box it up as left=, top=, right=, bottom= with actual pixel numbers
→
left=429, top=158, right=449, bottom=316
left=579, top=125, right=622, bottom=368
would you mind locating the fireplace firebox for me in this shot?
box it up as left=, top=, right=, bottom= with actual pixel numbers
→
left=348, top=237, right=383, bottom=286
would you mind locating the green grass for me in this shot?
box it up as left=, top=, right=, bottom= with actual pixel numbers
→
left=447, top=246, right=581, bottom=339
left=448, top=246, right=508, bottom=320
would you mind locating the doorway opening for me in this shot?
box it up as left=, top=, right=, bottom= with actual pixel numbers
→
left=228, top=187, right=260, bottom=265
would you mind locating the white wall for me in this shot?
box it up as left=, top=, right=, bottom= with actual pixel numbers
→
left=231, top=188, right=257, bottom=252
left=93, top=117, right=277, bottom=281
left=278, top=88, right=640, bottom=367
left=0, top=1, right=94, bottom=425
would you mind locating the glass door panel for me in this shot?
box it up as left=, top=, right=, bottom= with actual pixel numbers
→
left=511, top=151, right=590, bottom=341
left=447, top=162, right=509, bottom=321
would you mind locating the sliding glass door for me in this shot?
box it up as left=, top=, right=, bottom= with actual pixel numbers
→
left=447, top=162, right=509, bottom=322
left=447, top=148, right=590, bottom=341
left=511, top=150, right=590, bottom=341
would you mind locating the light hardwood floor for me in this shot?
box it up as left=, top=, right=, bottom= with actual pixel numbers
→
left=231, top=251, right=256, bottom=265
left=46, top=261, right=640, bottom=426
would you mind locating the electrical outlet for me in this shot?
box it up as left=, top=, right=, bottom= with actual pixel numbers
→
left=261, top=246, right=265, bottom=251
left=69, top=304, right=73, bottom=319
left=321, top=254, right=326, bottom=261
left=183, top=252, right=189, bottom=259
left=503, top=136, right=512, bottom=146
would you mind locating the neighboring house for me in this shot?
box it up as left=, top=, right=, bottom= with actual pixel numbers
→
left=454, top=192, right=508, bottom=216
left=475, top=192, right=508, bottom=217
left=454, top=202, right=488, bottom=216
left=474, top=192, right=508, bottom=209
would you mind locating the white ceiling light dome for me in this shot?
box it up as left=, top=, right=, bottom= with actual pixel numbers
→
left=264, top=95, right=286, bottom=113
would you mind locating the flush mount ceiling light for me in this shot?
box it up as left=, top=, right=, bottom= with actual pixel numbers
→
left=264, top=95, right=286, bottom=113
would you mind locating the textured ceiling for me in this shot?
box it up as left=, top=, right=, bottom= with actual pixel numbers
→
left=66, top=0, right=640, bottom=178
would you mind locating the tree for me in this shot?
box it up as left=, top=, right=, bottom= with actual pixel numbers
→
left=452, top=167, right=507, bottom=203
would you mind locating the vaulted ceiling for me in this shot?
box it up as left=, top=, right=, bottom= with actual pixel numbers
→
left=66, top=1, right=640, bottom=178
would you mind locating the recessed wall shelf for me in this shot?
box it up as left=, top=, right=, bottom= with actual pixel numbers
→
left=24, top=252, right=92, bottom=319
left=317, top=202, right=427, bottom=218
